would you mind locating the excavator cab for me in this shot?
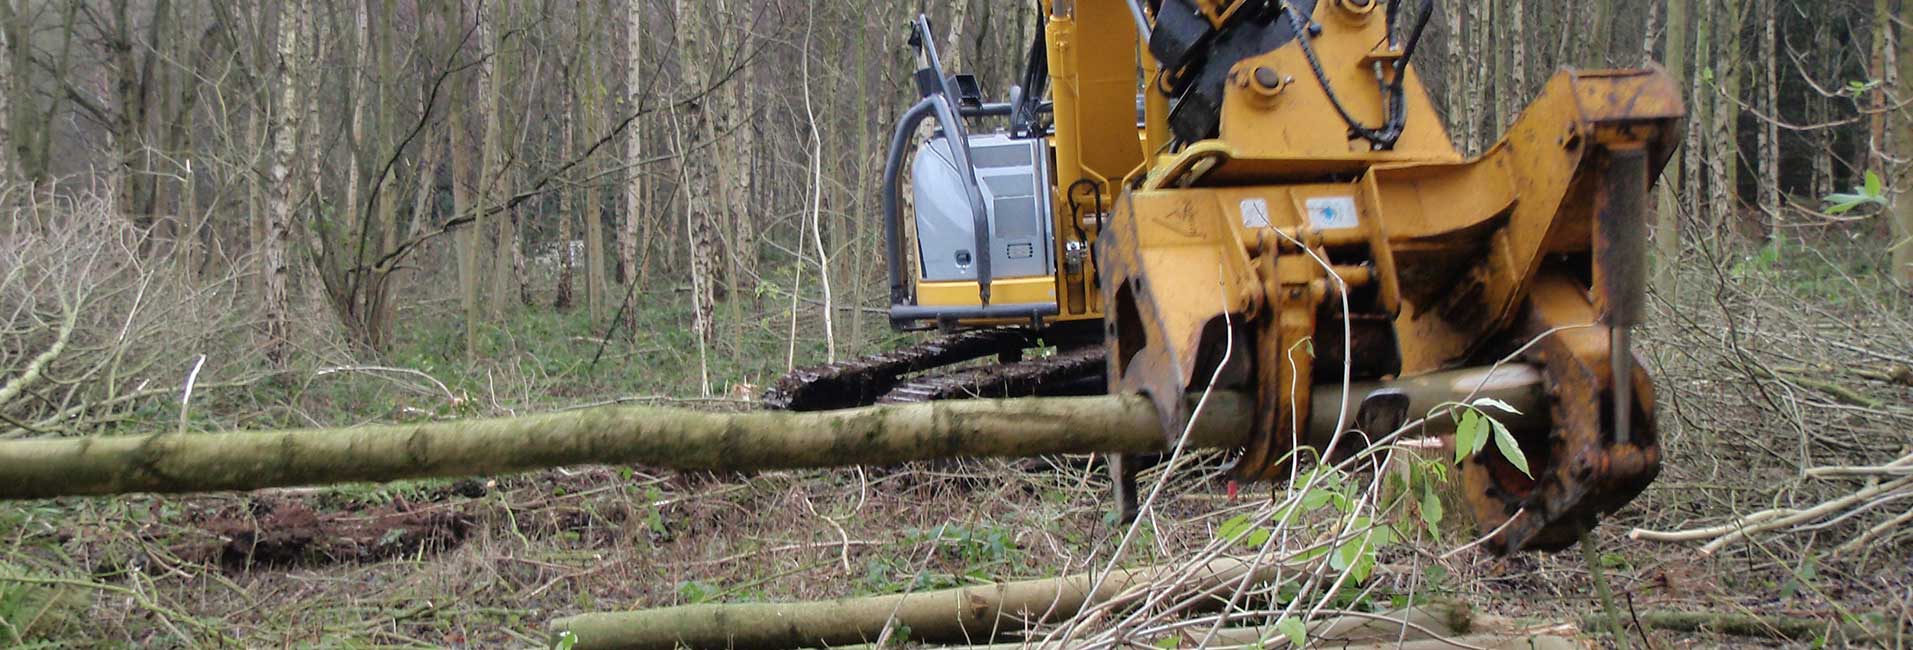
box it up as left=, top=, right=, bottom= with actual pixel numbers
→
left=884, top=16, right=1072, bottom=333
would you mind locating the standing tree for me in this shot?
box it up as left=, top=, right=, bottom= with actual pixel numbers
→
left=263, top=1, right=306, bottom=366
left=1894, top=0, right=1913, bottom=285
left=1656, top=0, right=1689, bottom=289
left=622, top=0, right=643, bottom=293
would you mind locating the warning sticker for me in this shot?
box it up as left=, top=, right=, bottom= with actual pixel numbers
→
left=1239, top=198, right=1271, bottom=228
left=1305, top=196, right=1360, bottom=230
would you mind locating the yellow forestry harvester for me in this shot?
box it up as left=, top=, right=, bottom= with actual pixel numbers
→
left=768, top=0, right=1682, bottom=553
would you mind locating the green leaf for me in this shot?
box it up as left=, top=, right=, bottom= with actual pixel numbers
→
left=1489, top=416, right=1532, bottom=478
left=1454, top=409, right=1482, bottom=463
left=1217, top=514, right=1254, bottom=541
left=1420, top=485, right=1444, bottom=535
left=1301, top=487, right=1335, bottom=511
left=1275, top=617, right=1307, bottom=647
left=552, top=631, right=578, bottom=650
left=1216, top=514, right=1272, bottom=549
left=1153, top=637, right=1181, bottom=649
left=1864, top=170, right=1883, bottom=198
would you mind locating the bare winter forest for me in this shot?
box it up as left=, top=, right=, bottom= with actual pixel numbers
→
left=0, top=0, right=1910, bottom=647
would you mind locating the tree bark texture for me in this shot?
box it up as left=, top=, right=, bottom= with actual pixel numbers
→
left=1895, top=0, right=1913, bottom=284
left=1685, top=0, right=1713, bottom=223
left=1869, top=0, right=1892, bottom=173
left=262, top=2, right=304, bottom=366
left=1709, top=0, right=1742, bottom=231
left=1654, top=0, right=1689, bottom=290
left=0, top=394, right=1248, bottom=500
left=621, top=0, right=643, bottom=290
left=549, top=555, right=1278, bottom=650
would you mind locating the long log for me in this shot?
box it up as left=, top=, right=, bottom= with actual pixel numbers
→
left=0, top=394, right=1250, bottom=500
left=0, top=365, right=1546, bottom=501
left=548, top=558, right=1294, bottom=650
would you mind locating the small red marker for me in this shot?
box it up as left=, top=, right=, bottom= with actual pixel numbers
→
left=1225, top=480, right=1240, bottom=501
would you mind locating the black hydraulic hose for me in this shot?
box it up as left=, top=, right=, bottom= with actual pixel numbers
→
left=1279, top=0, right=1433, bottom=149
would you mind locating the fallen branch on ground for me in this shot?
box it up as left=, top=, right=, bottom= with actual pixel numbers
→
left=1582, top=610, right=1902, bottom=645
left=547, top=558, right=1300, bottom=650
left=1745, top=364, right=1884, bottom=409
left=0, top=394, right=1249, bottom=500
left=1628, top=475, right=1913, bottom=554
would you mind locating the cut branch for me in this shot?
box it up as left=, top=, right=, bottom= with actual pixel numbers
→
left=548, top=557, right=1293, bottom=650
left=0, top=306, right=78, bottom=412
left=0, top=394, right=1250, bottom=500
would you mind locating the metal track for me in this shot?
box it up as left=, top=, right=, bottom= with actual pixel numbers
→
left=877, top=345, right=1108, bottom=404
left=762, top=329, right=1032, bottom=411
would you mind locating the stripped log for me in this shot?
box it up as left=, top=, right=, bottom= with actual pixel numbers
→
left=0, top=364, right=1544, bottom=501
left=548, top=558, right=1296, bottom=650
left=0, top=394, right=1248, bottom=500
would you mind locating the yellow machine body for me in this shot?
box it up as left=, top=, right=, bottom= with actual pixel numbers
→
left=883, top=0, right=1682, bottom=552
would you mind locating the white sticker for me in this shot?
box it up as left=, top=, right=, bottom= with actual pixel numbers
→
left=1305, top=196, right=1360, bottom=230
left=1239, top=198, right=1271, bottom=228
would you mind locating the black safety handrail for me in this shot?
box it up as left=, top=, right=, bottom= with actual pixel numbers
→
left=884, top=15, right=995, bottom=307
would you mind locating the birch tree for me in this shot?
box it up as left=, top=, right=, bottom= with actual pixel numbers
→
left=674, top=0, right=719, bottom=369
left=263, top=2, right=306, bottom=366
left=622, top=0, right=642, bottom=291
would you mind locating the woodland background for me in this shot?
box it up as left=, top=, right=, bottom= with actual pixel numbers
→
left=0, top=0, right=1910, bottom=647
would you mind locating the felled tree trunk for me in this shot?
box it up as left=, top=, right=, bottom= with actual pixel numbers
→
left=0, top=394, right=1249, bottom=500
left=549, top=558, right=1288, bottom=650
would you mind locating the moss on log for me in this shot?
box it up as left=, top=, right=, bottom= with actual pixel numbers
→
left=548, top=558, right=1289, bottom=650
left=0, top=394, right=1251, bottom=500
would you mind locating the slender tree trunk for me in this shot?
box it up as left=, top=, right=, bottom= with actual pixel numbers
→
left=1757, top=0, right=1779, bottom=237
left=0, top=3, right=13, bottom=183
left=1491, top=0, right=1508, bottom=134
left=1509, top=0, right=1525, bottom=101
left=345, top=2, right=369, bottom=282
left=944, top=0, right=969, bottom=71
left=1655, top=0, right=1689, bottom=290
left=0, top=0, right=21, bottom=183
left=673, top=109, right=714, bottom=396
left=1588, top=0, right=1614, bottom=66
left=1709, top=0, right=1743, bottom=234
left=1685, top=0, right=1713, bottom=225
left=621, top=0, right=642, bottom=291
left=1811, top=18, right=1834, bottom=199
left=570, top=0, right=606, bottom=322
left=675, top=0, right=719, bottom=373
left=452, top=2, right=481, bottom=359
left=264, top=2, right=306, bottom=366
left=1869, top=0, right=1892, bottom=174
left=849, top=11, right=875, bottom=349
left=482, top=0, right=514, bottom=318
left=555, top=74, right=577, bottom=311
left=1444, top=0, right=1463, bottom=140
left=1464, top=0, right=1486, bottom=151
left=1893, top=0, right=1913, bottom=285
